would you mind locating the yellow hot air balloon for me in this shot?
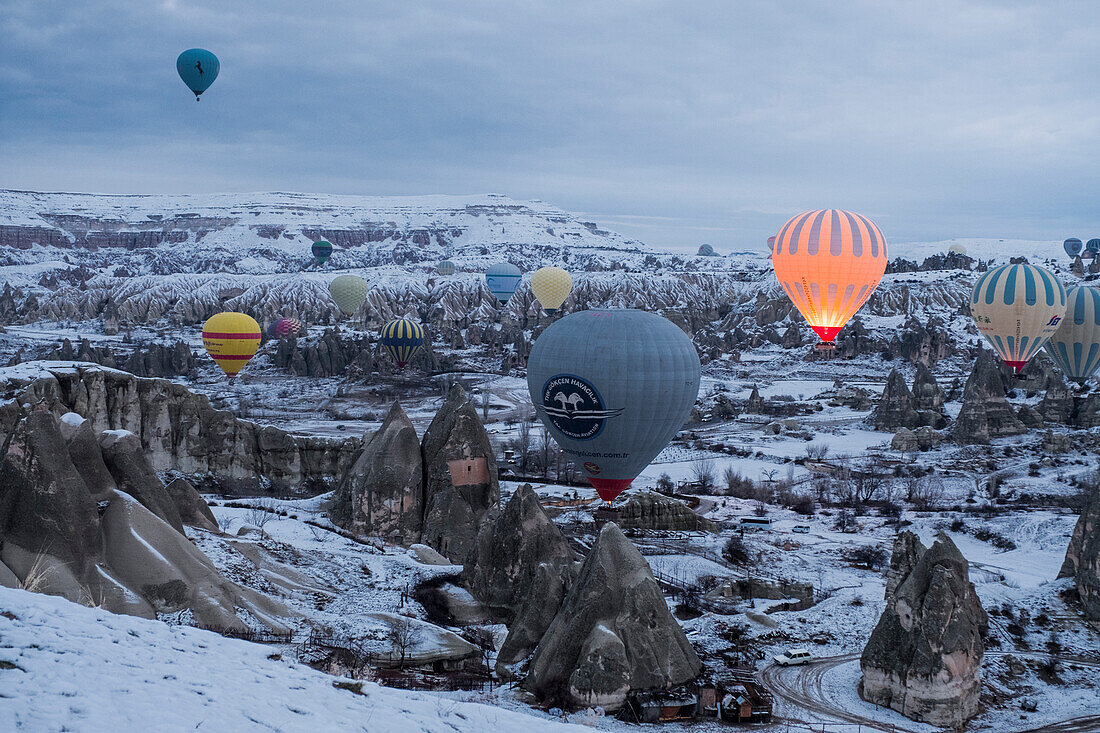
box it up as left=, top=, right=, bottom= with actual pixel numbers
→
left=328, top=274, right=368, bottom=316
left=970, top=262, right=1066, bottom=373
left=772, top=210, right=888, bottom=343
left=202, top=312, right=261, bottom=380
left=530, top=266, right=572, bottom=315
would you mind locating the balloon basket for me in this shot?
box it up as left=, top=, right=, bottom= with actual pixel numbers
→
left=594, top=505, right=621, bottom=529
left=813, top=342, right=836, bottom=352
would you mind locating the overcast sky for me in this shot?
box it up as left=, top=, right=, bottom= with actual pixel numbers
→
left=2, top=1, right=1098, bottom=252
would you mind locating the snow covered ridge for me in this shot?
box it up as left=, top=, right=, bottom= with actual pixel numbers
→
left=0, top=586, right=584, bottom=732
left=0, top=189, right=665, bottom=274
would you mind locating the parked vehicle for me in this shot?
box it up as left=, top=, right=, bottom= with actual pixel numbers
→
left=773, top=648, right=813, bottom=666
left=792, top=524, right=811, bottom=534
left=739, top=517, right=771, bottom=532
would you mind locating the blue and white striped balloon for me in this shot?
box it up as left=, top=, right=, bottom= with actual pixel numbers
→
left=1044, top=286, right=1100, bottom=385
left=970, top=263, right=1067, bottom=373
left=485, top=262, right=522, bottom=305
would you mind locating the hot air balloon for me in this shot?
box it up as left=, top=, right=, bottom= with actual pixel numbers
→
left=329, top=274, right=368, bottom=316
left=437, top=260, right=456, bottom=276
left=485, top=263, right=522, bottom=305
left=267, top=318, right=303, bottom=339
left=1064, top=238, right=1083, bottom=258
left=1044, top=286, right=1100, bottom=385
left=970, top=262, right=1066, bottom=373
left=771, top=210, right=888, bottom=344
left=176, top=49, right=219, bottom=101
left=698, top=244, right=715, bottom=256
left=526, top=309, right=700, bottom=504
left=202, top=312, right=260, bottom=381
left=530, top=266, right=572, bottom=315
left=948, top=243, right=968, bottom=256
left=1087, top=239, right=1100, bottom=257
left=379, top=318, right=425, bottom=368
left=312, top=241, right=333, bottom=266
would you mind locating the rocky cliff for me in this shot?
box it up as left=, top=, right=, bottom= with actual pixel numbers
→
left=1059, top=487, right=1100, bottom=621
left=0, top=363, right=359, bottom=494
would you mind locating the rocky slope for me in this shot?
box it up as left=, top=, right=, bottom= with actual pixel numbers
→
left=0, top=363, right=359, bottom=494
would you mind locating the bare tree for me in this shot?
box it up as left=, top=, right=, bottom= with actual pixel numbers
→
left=805, top=442, right=829, bottom=460
left=909, top=475, right=945, bottom=510
left=246, top=501, right=276, bottom=531
left=537, top=427, right=553, bottom=478
left=515, top=417, right=533, bottom=473
left=385, top=615, right=421, bottom=669
left=691, top=459, right=716, bottom=493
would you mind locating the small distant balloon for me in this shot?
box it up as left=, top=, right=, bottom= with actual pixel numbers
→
left=1087, top=239, right=1100, bottom=256
left=267, top=318, right=303, bottom=340
left=328, top=274, right=368, bottom=316
left=379, top=318, right=425, bottom=368
left=176, top=49, right=219, bottom=101
left=202, top=312, right=260, bottom=380
left=697, top=244, right=715, bottom=256
left=437, top=260, right=456, bottom=276
left=530, top=266, right=572, bottom=315
left=311, top=241, right=332, bottom=266
left=485, top=263, right=522, bottom=305
left=1064, top=238, right=1083, bottom=258
left=948, top=243, right=968, bottom=256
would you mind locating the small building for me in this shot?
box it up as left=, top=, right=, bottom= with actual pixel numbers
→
left=625, top=688, right=698, bottom=723
left=716, top=673, right=772, bottom=723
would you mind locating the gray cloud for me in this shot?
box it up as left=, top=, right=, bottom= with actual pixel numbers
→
left=1, top=0, right=1097, bottom=252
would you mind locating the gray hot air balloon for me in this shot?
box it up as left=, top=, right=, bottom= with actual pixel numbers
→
left=526, top=309, right=700, bottom=503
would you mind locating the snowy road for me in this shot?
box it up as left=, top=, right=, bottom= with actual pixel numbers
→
left=759, top=652, right=1100, bottom=733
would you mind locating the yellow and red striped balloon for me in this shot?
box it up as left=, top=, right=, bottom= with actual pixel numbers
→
left=772, top=209, right=888, bottom=343
left=202, top=312, right=261, bottom=380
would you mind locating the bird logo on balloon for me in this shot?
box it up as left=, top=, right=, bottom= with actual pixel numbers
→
left=541, top=375, right=623, bottom=440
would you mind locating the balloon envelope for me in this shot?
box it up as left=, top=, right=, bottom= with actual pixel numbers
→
left=202, top=312, right=260, bottom=379
left=312, top=241, right=332, bottom=265
left=1064, top=238, right=1083, bottom=258
left=268, top=318, right=303, bottom=339
left=948, top=243, right=968, bottom=256
left=1044, top=286, right=1100, bottom=384
left=970, top=262, right=1066, bottom=373
left=176, top=49, right=219, bottom=100
left=1087, top=239, right=1100, bottom=255
left=379, top=318, right=425, bottom=368
left=697, top=244, right=715, bottom=256
left=772, top=209, right=888, bottom=343
left=530, top=266, right=572, bottom=314
left=437, top=260, right=456, bottom=276
left=485, top=263, right=522, bottom=304
left=328, top=275, right=368, bottom=316
left=526, top=309, right=700, bottom=503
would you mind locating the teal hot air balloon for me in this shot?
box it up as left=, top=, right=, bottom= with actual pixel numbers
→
left=379, top=318, right=425, bottom=368
left=485, top=263, right=522, bottom=304
left=312, top=241, right=333, bottom=266
left=527, top=309, right=701, bottom=504
left=1087, top=239, right=1100, bottom=257
left=1044, top=286, right=1100, bottom=385
left=437, top=260, right=456, bottom=276
left=176, top=49, right=219, bottom=101
left=1064, top=238, right=1083, bottom=258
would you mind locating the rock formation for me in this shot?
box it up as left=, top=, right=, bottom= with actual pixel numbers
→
left=99, top=429, right=185, bottom=534
left=890, top=426, right=944, bottom=452
left=0, top=364, right=359, bottom=495
left=0, top=410, right=291, bottom=630
left=420, top=384, right=500, bottom=562
left=616, top=491, right=714, bottom=531
left=331, top=401, right=423, bottom=544
left=1039, top=380, right=1100, bottom=429
left=745, top=384, right=766, bottom=414
left=860, top=534, right=988, bottom=726
left=463, top=484, right=576, bottom=623
left=885, top=531, right=927, bottom=600
left=165, top=476, right=220, bottom=532
left=911, top=363, right=946, bottom=412
left=953, top=350, right=1025, bottom=444
left=873, top=370, right=920, bottom=430
left=1059, top=487, right=1100, bottom=620
left=522, top=523, right=701, bottom=711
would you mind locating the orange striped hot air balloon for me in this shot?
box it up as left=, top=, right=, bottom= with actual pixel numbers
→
left=202, top=312, right=261, bottom=381
left=771, top=209, right=888, bottom=344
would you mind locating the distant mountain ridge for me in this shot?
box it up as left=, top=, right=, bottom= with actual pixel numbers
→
left=0, top=189, right=653, bottom=274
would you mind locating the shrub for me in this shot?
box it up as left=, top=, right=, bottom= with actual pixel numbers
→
left=791, top=495, right=816, bottom=516
left=722, top=536, right=750, bottom=565
left=847, top=544, right=888, bottom=570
